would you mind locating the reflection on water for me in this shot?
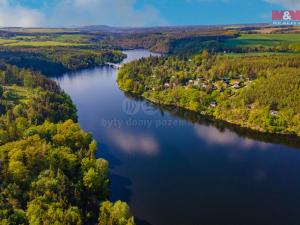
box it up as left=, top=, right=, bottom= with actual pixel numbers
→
left=106, top=129, right=160, bottom=156
left=52, top=50, right=300, bottom=225
left=194, top=124, right=269, bottom=150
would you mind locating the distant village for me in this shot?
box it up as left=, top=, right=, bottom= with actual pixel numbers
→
left=162, top=74, right=252, bottom=91
left=160, top=74, right=279, bottom=116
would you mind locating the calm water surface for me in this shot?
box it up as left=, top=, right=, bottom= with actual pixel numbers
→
left=52, top=50, right=300, bottom=225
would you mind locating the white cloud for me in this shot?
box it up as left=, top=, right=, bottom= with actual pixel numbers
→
left=107, top=130, right=160, bottom=156
left=0, top=0, right=45, bottom=27
left=194, top=124, right=269, bottom=150
left=49, top=0, right=166, bottom=27
left=265, top=0, right=300, bottom=8
left=0, top=0, right=166, bottom=27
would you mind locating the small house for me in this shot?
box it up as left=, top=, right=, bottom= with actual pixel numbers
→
left=270, top=110, right=278, bottom=116
left=210, top=101, right=217, bottom=108
left=232, top=84, right=240, bottom=89
left=223, top=76, right=230, bottom=82
left=232, top=81, right=243, bottom=89
left=211, top=85, right=217, bottom=91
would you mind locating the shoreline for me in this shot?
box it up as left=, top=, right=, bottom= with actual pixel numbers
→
left=120, top=88, right=300, bottom=149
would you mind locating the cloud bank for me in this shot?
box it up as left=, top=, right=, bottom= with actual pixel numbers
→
left=0, top=0, right=45, bottom=27
left=48, top=0, right=166, bottom=27
left=107, top=130, right=160, bottom=156
left=0, top=0, right=166, bottom=27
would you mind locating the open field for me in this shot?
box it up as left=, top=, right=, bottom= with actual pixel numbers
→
left=224, top=33, right=300, bottom=47
left=3, top=40, right=85, bottom=47
left=0, top=38, right=18, bottom=45
left=0, top=32, right=92, bottom=47
left=0, top=34, right=89, bottom=47
left=51, top=34, right=92, bottom=42
left=3, top=85, right=34, bottom=104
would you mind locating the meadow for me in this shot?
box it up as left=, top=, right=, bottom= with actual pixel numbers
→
left=0, top=34, right=91, bottom=47
left=223, top=33, right=300, bottom=47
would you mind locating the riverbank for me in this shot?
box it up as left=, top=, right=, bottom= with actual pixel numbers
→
left=121, top=89, right=300, bottom=149
left=0, top=58, right=134, bottom=224
left=117, top=52, right=300, bottom=138
left=119, top=81, right=300, bottom=138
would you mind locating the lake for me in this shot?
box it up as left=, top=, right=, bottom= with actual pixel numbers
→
left=52, top=50, right=300, bottom=225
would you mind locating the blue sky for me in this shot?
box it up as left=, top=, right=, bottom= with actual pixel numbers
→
left=0, top=0, right=297, bottom=27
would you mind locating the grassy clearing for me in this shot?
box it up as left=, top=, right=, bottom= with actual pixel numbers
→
left=52, top=34, right=91, bottom=42
left=0, top=34, right=91, bottom=47
left=3, top=40, right=85, bottom=47
left=224, top=52, right=299, bottom=57
left=224, top=33, right=300, bottom=47
left=0, top=38, right=19, bottom=45
left=3, top=85, right=34, bottom=103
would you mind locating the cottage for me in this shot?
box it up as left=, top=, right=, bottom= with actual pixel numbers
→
left=246, top=104, right=253, bottom=109
left=232, top=81, right=243, bottom=89
left=211, top=85, right=217, bottom=90
left=223, top=76, right=230, bottom=82
left=193, top=80, right=200, bottom=86
left=232, top=84, right=240, bottom=89
left=210, top=101, right=217, bottom=108
left=270, top=110, right=278, bottom=116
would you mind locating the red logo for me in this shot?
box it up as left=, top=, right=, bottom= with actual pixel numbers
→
left=272, top=10, right=300, bottom=20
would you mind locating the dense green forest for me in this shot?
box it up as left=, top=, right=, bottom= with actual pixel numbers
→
left=118, top=52, right=300, bottom=136
left=0, top=47, right=125, bottom=76
left=0, top=63, right=134, bottom=224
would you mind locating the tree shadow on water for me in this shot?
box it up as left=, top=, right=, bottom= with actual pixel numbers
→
left=96, top=143, right=122, bottom=169
left=135, top=218, right=153, bottom=225
left=109, top=173, right=132, bottom=203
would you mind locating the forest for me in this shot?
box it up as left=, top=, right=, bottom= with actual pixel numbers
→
left=0, top=63, right=134, bottom=224
left=0, top=47, right=125, bottom=76
left=117, top=52, right=300, bottom=136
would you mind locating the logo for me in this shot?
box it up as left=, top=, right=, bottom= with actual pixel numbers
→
left=283, top=11, right=292, bottom=20
left=122, top=99, right=140, bottom=115
left=272, top=10, right=300, bottom=25
left=141, top=102, right=158, bottom=115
